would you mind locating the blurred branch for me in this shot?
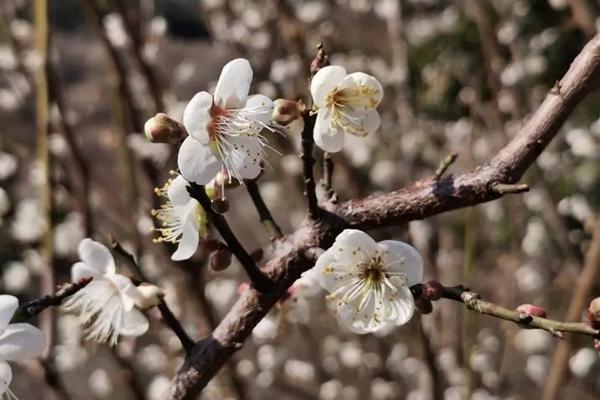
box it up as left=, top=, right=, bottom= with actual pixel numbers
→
left=187, top=183, right=271, bottom=290
left=320, top=151, right=337, bottom=203
left=412, top=283, right=600, bottom=339
left=543, top=219, right=600, bottom=400
left=246, top=180, right=284, bottom=240
left=567, top=0, right=597, bottom=39
left=167, top=34, right=600, bottom=399
left=11, top=278, right=93, bottom=323
left=111, top=0, right=165, bottom=111
left=34, top=0, right=55, bottom=358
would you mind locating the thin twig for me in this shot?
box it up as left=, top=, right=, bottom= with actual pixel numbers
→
left=246, top=180, right=284, bottom=240
left=412, top=284, right=600, bottom=339
left=491, top=183, right=530, bottom=194
left=300, top=114, right=320, bottom=218
left=11, top=278, right=93, bottom=323
left=433, top=153, right=458, bottom=180
left=187, top=183, right=270, bottom=290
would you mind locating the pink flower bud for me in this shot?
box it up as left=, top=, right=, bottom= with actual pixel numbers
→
left=423, top=280, right=443, bottom=301
left=310, top=43, right=329, bottom=77
left=210, top=248, right=232, bottom=271
left=516, top=303, right=547, bottom=318
left=588, top=297, right=600, bottom=321
left=144, top=113, right=187, bottom=143
left=272, top=99, right=305, bottom=127
left=237, top=282, right=250, bottom=295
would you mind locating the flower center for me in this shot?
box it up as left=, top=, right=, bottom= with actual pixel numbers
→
left=324, top=85, right=379, bottom=137
left=358, top=255, right=387, bottom=289
left=151, top=179, right=206, bottom=243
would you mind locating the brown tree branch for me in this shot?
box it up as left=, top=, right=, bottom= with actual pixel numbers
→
left=167, top=34, right=600, bottom=400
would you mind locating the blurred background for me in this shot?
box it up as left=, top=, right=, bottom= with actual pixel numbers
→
left=0, top=0, right=599, bottom=399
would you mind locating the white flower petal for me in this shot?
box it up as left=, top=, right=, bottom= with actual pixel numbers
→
left=314, top=251, right=351, bottom=292
left=168, top=175, right=192, bottom=206
left=0, top=323, right=46, bottom=360
left=106, top=274, right=139, bottom=311
left=119, top=309, right=149, bottom=337
left=0, top=296, right=18, bottom=333
left=378, top=240, right=423, bottom=286
left=78, top=238, right=116, bottom=276
left=171, top=215, right=199, bottom=261
left=183, top=91, right=213, bottom=145
left=177, top=137, right=221, bottom=185
left=362, top=109, right=381, bottom=136
left=336, top=299, right=373, bottom=334
left=214, top=58, right=253, bottom=109
left=71, top=261, right=102, bottom=281
left=224, top=135, right=262, bottom=180
left=243, top=94, right=274, bottom=125
left=332, top=229, right=378, bottom=265
left=0, top=361, right=12, bottom=394
left=386, top=283, right=415, bottom=326
left=314, top=109, right=344, bottom=153
left=340, top=72, right=384, bottom=110
left=310, top=66, right=346, bottom=108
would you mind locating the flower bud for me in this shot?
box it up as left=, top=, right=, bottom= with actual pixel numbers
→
left=422, top=280, right=443, bottom=301
left=202, top=238, right=223, bottom=252
left=211, top=198, right=229, bottom=214
left=210, top=247, right=232, bottom=271
left=415, top=297, right=433, bottom=314
left=144, top=113, right=187, bottom=144
left=516, top=303, right=547, bottom=318
left=588, top=297, right=600, bottom=321
left=310, top=43, right=329, bottom=77
left=272, top=99, right=305, bottom=127
left=135, top=283, right=164, bottom=309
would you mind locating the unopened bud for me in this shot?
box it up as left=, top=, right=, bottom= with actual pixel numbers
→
left=588, top=297, right=600, bottom=321
left=422, top=280, right=443, bottom=301
left=310, top=43, right=329, bottom=77
left=272, top=99, right=305, bottom=127
left=144, top=113, right=187, bottom=143
left=211, top=198, right=229, bottom=214
left=251, top=248, right=264, bottom=262
left=202, top=238, right=222, bottom=252
left=210, top=248, right=232, bottom=271
left=135, top=283, right=164, bottom=309
left=415, top=297, right=433, bottom=314
left=516, top=303, right=547, bottom=318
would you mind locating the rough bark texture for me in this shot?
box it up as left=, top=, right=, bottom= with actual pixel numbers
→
left=169, top=34, right=600, bottom=399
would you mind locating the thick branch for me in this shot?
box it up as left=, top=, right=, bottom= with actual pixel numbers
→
left=168, top=34, right=600, bottom=400
left=187, top=183, right=271, bottom=290
left=337, top=34, right=600, bottom=229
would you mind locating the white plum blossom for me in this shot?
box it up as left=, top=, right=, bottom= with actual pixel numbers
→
left=151, top=175, right=208, bottom=261
left=63, top=239, right=151, bottom=345
left=314, top=229, right=422, bottom=334
left=177, top=58, right=275, bottom=185
left=310, top=66, right=383, bottom=152
left=0, top=295, right=46, bottom=400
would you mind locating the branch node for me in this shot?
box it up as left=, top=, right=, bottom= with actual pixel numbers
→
left=434, top=153, right=458, bottom=180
